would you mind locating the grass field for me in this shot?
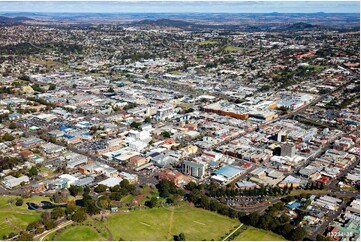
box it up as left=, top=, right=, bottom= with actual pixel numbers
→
left=0, top=195, right=50, bottom=238
left=223, top=46, right=242, bottom=52
left=104, top=206, right=239, bottom=241
left=51, top=225, right=108, bottom=241
left=199, top=40, right=219, bottom=45
left=233, top=226, right=286, bottom=241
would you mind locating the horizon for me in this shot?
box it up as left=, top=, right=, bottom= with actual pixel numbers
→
left=0, top=1, right=360, bottom=14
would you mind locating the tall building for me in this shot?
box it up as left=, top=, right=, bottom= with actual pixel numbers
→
left=277, top=131, right=287, bottom=142
left=281, top=143, right=296, bottom=157
left=182, top=160, right=207, bottom=178
left=156, top=107, right=174, bottom=121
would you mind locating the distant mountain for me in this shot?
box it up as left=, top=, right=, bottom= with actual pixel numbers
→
left=279, top=22, right=323, bottom=31
left=132, top=18, right=329, bottom=32
left=0, top=16, right=33, bottom=23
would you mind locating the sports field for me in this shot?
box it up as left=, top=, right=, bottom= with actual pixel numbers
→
left=233, top=226, right=287, bottom=241
left=43, top=205, right=239, bottom=241
left=104, top=206, right=239, bottom=241
left=49, top=222, right=110, bottom=241
left=0, top=195, right=50, bottom=239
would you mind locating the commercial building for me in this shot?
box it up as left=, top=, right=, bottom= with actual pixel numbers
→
left=182, top=160, right=207, bottom=178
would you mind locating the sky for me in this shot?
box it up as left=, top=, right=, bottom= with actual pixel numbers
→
left=0, top=1, right=359, bottom=13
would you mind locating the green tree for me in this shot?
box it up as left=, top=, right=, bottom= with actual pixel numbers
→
left=48, top=83, right=56, bottom=90
left=65, top=202, right=77, bottom=216
left=51, top=207, right=65, bottom=220
left=68, top=185, right=79, bottom=197
left=9, top=122, right=16, bottom=129
left=174, top=232, right=186, bottom=241
left=42, top=219, right=57, bottom=230
left=18, top=232, right=34, bottom=241
left=72, top=208, right=87, bottom=223
left=15, top=198, right=23, bottom=206
left=248, top=212, right=260, bottom=227
left=130, top=122, right=141, bottom=129
left=26, top=221, right=41, bottom=232
left=110, top=192, right=122, bottom=201
left=94, top=184, right=107, bottom=193
left=145, top=197, right=158, bottom=208
left=28, top=166, right=38, bottom=177
left=316, top=234, right=332, bottom=241
left=288, top=227, right=306, bottom=241
left=161, top=131, right=171, bottom=138
left=2, top=133, right=15, bottom=141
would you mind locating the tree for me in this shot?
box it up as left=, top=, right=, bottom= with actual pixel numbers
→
left=18, top=232, right=34, bottom=241
left=28, top=166, right=38, bottom=177
left=130, top=122, right=141, bottom=129
left=316, top=234, right=332, bottom=241
left=2, top=133, right=15, bottom=141
left=26, top=221, right=41, bottom=232
left=144, top=116, right=151, bottom=123
left=43, top=219, right=57, bottom=230
left=110, top=192, right=122, bottom=201
left=68, top=185, right=79, bottom=197
left=9, top=122, right=16, bottom=129
left=82, top=194, right=100, bottom=215
left=48, top=83, right=56, bottom=90
left=94, top=184, right=107, bottom=193
left=248, top=212, right=260, bottom=227
left=276, top=224, right=294, bottom=236
left=288, top=227, right=306, bottom=241
left=161, top=131, right=171, bottom=138
left=65, top=202, right=77, bottom=216
left=279, top=213, right=290, bottom=224
left=258, top=214, right=272, bottom=230
left=15, top=198, right=23, bottom=206
left=111, top=185, right=121, bottom=192
left=31, top=84, right=44, bottom=93
left=72, top=208, right=87, bottom=223
left=174, top=232, right=186, bottom=241
left=145, top=197, right=158, bottom=208
left=41, top=212, right=51, bottom=221
left=52, top=190, right=68, bottom=203
left=283, top=195, right=295, bottom=203
left=185, top=182, right=197, bottom=191
left=84, top=186, right=90, bottom=194
left=51, top=207, right=65, bottom=220
left=119, top=179, right=131, bottom=191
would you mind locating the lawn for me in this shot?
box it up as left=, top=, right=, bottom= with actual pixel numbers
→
left=233, top=226, right=286, bottom=241
left=0, top=195, right=50, bottom=238
left=199, top=40, right=219, bottom=45
left=223, top=46, right=243, bottom=52
left=104, top=206, right=240, bottom=241
left=51, top=226, right=107, bottom=241
left=45, top=220, right=110, bottom=241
